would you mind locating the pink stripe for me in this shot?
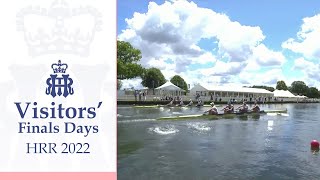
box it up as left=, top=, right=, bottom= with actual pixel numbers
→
left=0, top=172, right=116, bottom=180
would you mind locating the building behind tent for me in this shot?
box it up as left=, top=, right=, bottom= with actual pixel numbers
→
left=190, top=84, right=274, bottom=102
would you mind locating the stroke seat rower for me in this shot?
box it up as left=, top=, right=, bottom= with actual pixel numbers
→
left=251, top=101, right=260, bottom=113
left=204, top=102, right=218, bottom=115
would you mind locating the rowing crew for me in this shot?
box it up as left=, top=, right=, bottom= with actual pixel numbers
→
left=204, top=101, right=260, bottom=115
left=166, top=98, right=203, bottom=107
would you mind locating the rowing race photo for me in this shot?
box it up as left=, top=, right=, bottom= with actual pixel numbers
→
left=117, top=0, right=320, bottom=179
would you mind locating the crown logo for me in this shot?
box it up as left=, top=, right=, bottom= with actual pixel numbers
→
left=52, top=60, right=68, bottom=73
left=16, top=0, right=102, bottom=56
left=46, top=60, right=74, bottom=98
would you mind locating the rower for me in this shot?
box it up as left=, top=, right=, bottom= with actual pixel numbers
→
left=237, top=101, right=249, bottom=113
left=222, top=102, right=234, bottom=114
left=177, top=97, right=184, bottom=106
left=204, top=102, right=218, bottom=115
left=186, top=99, right=193, bottom=106
left=196, top=98, right=203, bottom=107
left=251, top=101, right=260, bottom=112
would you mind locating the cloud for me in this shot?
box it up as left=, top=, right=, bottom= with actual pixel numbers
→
left=252, top=44, right=285, bottom=66
left=200, top=61, right=245, bottom=76
left=216, top=23, right=265, bottom=62
left=118, top=0, right=267, bottom=65
left=238, top=69, right=285, bottom=86
left=120, top=77, right=144, bottom=90
left=146, top=58, right=170, bottom=70
left=293, top=58, right=320, bottom=82
left=282, top=14, right=320, bottom=59
left=293, top=57, right=314, bottom=70
left=118, top=0, right=286, bottom=88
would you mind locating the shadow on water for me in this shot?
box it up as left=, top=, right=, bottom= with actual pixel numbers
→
left=238, top=115, right=249, bottom=121
left=118, top=126, right=144, bottom=159
left=251, top=114, right=261, bottom=121
left=237, top=114, right=261, bottom=121
left=118, top=141, right=143, bottom=159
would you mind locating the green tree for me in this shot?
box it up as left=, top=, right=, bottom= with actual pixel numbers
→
left=291, top=81, right=308, bottom=95
left=251, top=85, right=275, bottom=92
left=117, top=40, right=142, bottom=63
left=170, top=75, right=188, bottom=91
left=117, top=40, right=144, bottom=80
left=276, top=80, right=288, bottom=90
left=117, top=79, right=122, bottom=90
left=141, top=68, right=166, bottom=89
left=307, top=87, right=319, bottom=98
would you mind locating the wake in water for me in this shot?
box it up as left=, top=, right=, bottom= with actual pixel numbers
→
left=117, top=114, right=132, bottom=118
left=148, top=125, right=179, bottom=135
left=267, top=113, right=289, bottom=116
left=187, top=122, right=211, bottom=132
left=118, top=119, right=156, bottom=123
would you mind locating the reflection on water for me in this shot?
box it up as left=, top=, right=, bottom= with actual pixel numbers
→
left=268, top=120, right=274, bottom=131
left=118, top=103, right=320, bottom=180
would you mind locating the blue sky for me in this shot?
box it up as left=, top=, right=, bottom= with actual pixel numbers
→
left=117, top=0, right=320, bottom=89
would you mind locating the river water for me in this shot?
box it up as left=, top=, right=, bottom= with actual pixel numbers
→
left=118, top=103, right=320, bottom=180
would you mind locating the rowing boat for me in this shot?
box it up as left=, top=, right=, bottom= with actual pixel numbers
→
left=157, top=109, right=288, bottom=120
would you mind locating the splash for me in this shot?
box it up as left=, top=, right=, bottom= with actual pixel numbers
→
left=187, top=122, right=211, bottom=132
left=148, top=125, right=179, bottom=135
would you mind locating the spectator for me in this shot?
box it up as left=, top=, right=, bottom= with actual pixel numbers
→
left=134, top=90, right=138, bottom=102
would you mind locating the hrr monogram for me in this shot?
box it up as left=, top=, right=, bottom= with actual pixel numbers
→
left=46, top=60, right=74, bottom=98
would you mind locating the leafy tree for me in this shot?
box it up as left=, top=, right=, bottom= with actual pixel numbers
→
left=117, top=40, right=142, bottom=63
left=170, top=75, right=188, bottom=91
left=251, top=85, right=275, bottom=92
left=290, top=81, right=308, bottom=95
left=276, top=80, right=288, bottom=90
left=141, top=68, right=166, bottom=89
left=307, top=87, right=319, bottom=98
left=117, top=40, right=144, bottom=80
left=117, top=80, right=122, bottom=90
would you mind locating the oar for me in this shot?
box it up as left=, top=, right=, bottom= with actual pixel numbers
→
left=203, top=109, right=209, bottom=115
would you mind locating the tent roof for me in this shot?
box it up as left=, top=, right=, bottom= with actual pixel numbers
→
left=273, top=90, right=296, bottom=98
left=156, top=81, right=185, bottom=91
left=295, top=95, right=307, bottom=98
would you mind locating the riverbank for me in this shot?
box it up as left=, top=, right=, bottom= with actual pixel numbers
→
left=117, top=100, right=319, bottom=105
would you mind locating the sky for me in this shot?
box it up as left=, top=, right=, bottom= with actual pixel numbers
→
left=117, top=0, right=320, bottom=90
